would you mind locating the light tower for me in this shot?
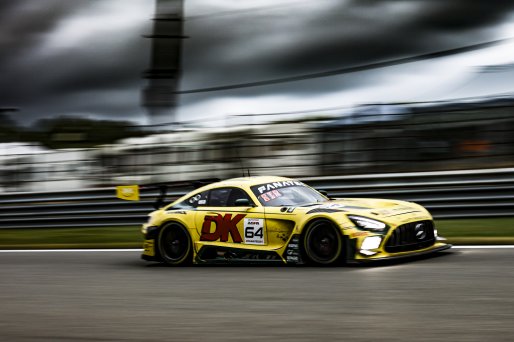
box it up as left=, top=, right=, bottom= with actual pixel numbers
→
left=142, top=0, right=186, bottom=127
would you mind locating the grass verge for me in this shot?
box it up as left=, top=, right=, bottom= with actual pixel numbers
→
left=0, top=218, right=513, bottom=249
left=435, top=217, right=514, bottom=245
left=0, top=226, right=142, bottom=249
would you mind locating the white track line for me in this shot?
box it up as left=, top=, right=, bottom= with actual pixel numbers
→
left=1, top=246, right=514, bottom=253
left=0, top=249, right=143, bottom=253
left=452, top=245, right=514, bottom=249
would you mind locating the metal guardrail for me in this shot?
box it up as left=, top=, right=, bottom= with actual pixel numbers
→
left=1, top=168, right=513, bottom=229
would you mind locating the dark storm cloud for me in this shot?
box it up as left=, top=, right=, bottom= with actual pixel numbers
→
left=275, top=0, right=514, bottom=72
left=2, top=0, right=514, bottom=126
left=43, top=38, right=147, bottom=95
left=0, top=1, right=90, bottom=66
left=412, top=0, right=514, bottom=31
left=180, top=0, right=514, bottom=103
left=0, top=0, right=151, bottom=126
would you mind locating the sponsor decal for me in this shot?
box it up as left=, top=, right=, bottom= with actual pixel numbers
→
left=276, top=232, right=289, bottom=241
left=244, top=218, right=265, bottom=245
left=271, top=190, right=282, bottom=198
left=260, top=190, right=283, bottom=202
left=189, top=194, right=202, bottom=204
left=200, top=213, right=245, bottom=242
left=286, top=255, right=299, bottom=262
left=284, top=235, right=303, bottom=264
left=256, top=181, right=305, bottom=194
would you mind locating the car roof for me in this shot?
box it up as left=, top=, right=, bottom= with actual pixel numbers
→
left=168, top=176, right=303, bottom=209
left=209, top=176, right=295, bottom=189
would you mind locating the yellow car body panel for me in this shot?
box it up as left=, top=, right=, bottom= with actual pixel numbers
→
left=141, top=176, right=451, bottom=265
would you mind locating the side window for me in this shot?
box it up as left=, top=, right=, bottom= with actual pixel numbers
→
left=208, top=188, right=231, bottom=207
left=208, top=187, right=254, bottom=207
left=226, top=188, right=253, bottom=206
left=174, top=190, right=209, bottom=209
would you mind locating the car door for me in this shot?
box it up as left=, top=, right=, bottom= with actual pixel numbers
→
left=194, top=187, right=267, bottom=247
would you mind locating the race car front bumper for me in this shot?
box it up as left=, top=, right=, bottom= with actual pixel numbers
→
left=348, top=242, right=452, bottom=264
left=141, top=225, right=161, bottom=261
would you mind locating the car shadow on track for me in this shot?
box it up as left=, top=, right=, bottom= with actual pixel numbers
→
left=346, top=250, right=457, bottom=268
left=135, top=250, right=457, bottom=269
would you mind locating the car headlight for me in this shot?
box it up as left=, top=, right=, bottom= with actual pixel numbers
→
left=360, top=236, right=382, bottom=250
left=348, top=215, right=387, bottom=232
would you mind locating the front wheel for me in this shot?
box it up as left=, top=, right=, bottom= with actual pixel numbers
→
left=158, top=223, right=193, bottom=266
left=302, top=220, right=343, bottom=265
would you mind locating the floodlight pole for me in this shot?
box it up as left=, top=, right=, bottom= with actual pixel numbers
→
left=142, top=0, right=186, bottom=128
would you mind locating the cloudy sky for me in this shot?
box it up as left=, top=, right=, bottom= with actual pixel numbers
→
left=2, top=0, right=514, bottom=127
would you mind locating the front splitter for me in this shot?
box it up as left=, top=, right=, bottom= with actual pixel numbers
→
left=348, top=243, right=452, bottom=264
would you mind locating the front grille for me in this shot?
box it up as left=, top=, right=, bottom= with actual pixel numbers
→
left=385, top=220, right=435, bottom=253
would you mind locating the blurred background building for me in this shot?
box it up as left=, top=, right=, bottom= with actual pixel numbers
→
left=2, top=1, right=514, bottom=193
left=2, top=93, right=514, bottom=192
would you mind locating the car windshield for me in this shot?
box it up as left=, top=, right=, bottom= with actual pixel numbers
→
left=251, top=181, right=327, bottom=207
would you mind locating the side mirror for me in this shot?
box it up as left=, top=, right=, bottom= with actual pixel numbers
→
left=234, top=198, right=254, bottom=207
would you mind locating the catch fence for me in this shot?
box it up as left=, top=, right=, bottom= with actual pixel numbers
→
left=1, top=168, right=513, bottom=229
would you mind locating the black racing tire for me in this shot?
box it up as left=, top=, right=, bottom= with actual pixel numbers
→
left=158, top=222, right=193, bottom=266
left=302, top=219, right=344, bottom=266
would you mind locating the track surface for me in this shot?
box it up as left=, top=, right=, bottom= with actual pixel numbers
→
left=1, top=249, right=513, bottom=341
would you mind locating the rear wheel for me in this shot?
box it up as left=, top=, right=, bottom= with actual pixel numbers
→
left=158, top=223, right=193, bottom=266
left=302, top=219, right=343, bottom=265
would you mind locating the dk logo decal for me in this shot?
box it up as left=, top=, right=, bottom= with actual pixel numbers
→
left=200, top=213, right=246, bottom=242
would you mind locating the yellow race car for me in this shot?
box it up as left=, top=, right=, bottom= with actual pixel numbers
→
left=140, top=176, right=451, bottom=265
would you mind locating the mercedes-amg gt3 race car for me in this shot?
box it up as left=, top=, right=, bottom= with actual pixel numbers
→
left=140, top=176, right=451, bottom=265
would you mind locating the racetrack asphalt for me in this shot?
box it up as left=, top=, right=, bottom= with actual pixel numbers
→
left=0, top=248, right=513, bottom=342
